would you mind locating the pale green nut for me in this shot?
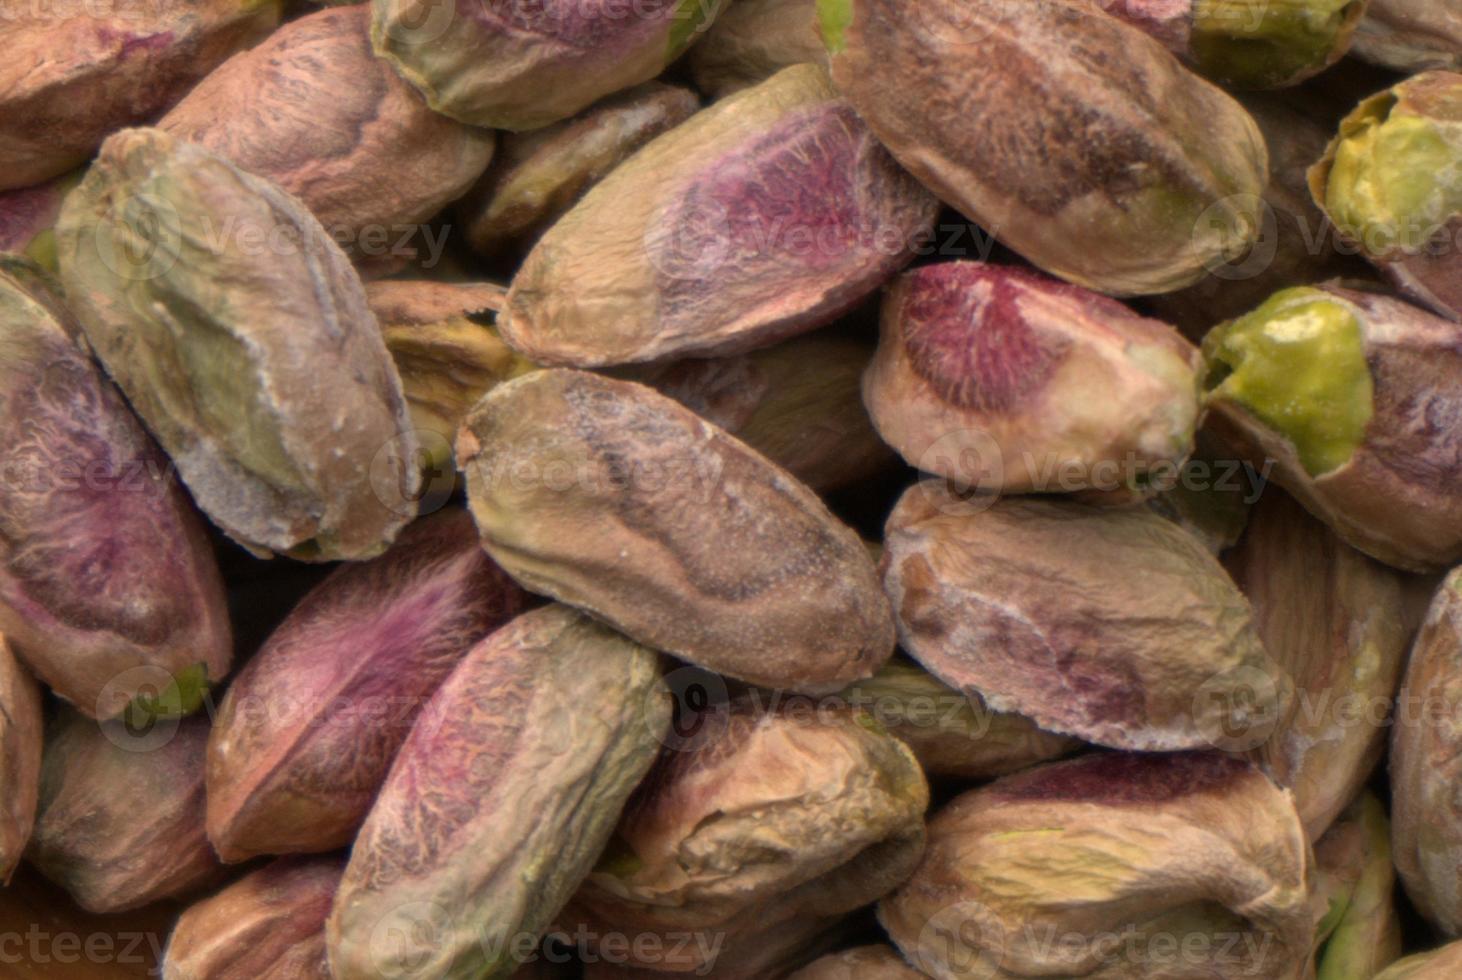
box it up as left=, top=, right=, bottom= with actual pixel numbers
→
left=1203, top=287, right=1374, bottom=477
left=1192, top=0, right=1366, bottom=89
left=123, top=663, right=212, bottom=728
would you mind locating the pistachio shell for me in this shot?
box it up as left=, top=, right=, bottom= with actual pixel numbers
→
left=821, top=0, right=1269, bottom=295
left=883, top=482, right=1293, bottom=751
left=456, top=369, right=896, bottom=693
left=0, top=257, right=232, bottom=720
left=158, top=6, right=495, bottom=257
left=1376, top=943, right=1462, bottom=979
left=206, top=509, right=530, bottom=863
left=789, top=946, right=926, bottom=980
left=0, top=636, right=42, bottom=884
left=1354, top=0, right=1462, bottom=72
left=689, top=0, right=825, bottom=98
left=1314, top=794, right=1402, bottom=980
left=502, top=64, right=938, bottom=367
left=55, top=127, right=420, bottom=561
left=326, top=605, right=671, bottom=980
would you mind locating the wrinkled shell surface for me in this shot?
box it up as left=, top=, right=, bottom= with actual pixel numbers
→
left=689, top=0, right=826, bottom=97
left=0, top=636, right=42, bottom=884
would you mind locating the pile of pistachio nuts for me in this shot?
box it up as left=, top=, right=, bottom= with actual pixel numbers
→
left=1, top=0, right=1461, bottom=977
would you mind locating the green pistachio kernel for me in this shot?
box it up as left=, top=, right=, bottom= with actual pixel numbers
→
left=1204, top=287, right=1374, bottom=477
left=817, top=0, right=853, bottom=54
left=122, top=662, right=211, bottom=729
left=1325, top=94, right=1462, bottom=255
left=1192, top=0, right=1361, bottom=89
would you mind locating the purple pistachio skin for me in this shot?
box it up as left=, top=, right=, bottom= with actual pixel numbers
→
left=206, top=508, right=530, bottom=863
left=0, top=258, right=232, bottom=721
left=0, top=0, right=283, bottom=190
left=371, top=0, right=726, bottom=130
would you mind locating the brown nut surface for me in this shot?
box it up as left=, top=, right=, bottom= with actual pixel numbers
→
left=880, top=751, right=1314, bottom=980
left=206, top=509, right=530, bottom=863
left=30, top=710, right=221, bottom=914
left=863, top=262, right=1201, bottom=496
left=570, top=701, right=928, bottom=974
left=163, top=856, right=342, bottom=980
left=689, top=0, right=826, bottom=98
left=457, top=368, right=896, bottom=694
left=327, top=605, right=671, bottom=980
left=159, top=6, right=494, bottom=258
left=55, top=127, right=420, bottom=562
left=787, top=945, right=927, bottom=979
left=0, top=257, right=232, bottom=720
left=1390, top=567, right=1462, bottom=936
left=0, top=0, right=282, bottom=190
left=502, top=64, right=938, bottom=367
left=1313, top=793, right=1403, bottom=980
left=1375, top=941, right=1462, bottom=979
left=1229, top=490, right=1410, bottom=840
left=821, top=0, right=1269, bottom=295
left=1204, top=283, right=1462, bottom=572
left=462, top=82, right=700, bottom=257
left=0, top=636, right=42, bottom=885
left=883, top=482, right=1293, bottom=751
left=1353, top=0, right=1462, bottom=72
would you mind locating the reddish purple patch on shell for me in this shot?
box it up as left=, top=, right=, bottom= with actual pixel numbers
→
left=989, top=751, right=1250, bottom=806
left=468, top=0, right=675, bottom=48
left=0, top=184, right=59, bottom=252
left=899, top=263, right=1072, bottom=414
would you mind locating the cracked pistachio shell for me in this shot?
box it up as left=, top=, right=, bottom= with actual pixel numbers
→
left=502, top=63, right=939, bottom=367
left=1314, top=794, right=1402, bottom=980
left=164, top=857, right=342, bottom=980
left=30, top=710, right=221, bottom=914
left=689, top=0, right=825, bottom=98
left=880, top=752, right=1314, bottom=980
left=0, top=637, right=42, bottom=884
left=789, top=946, right=926, bottom=980
left=462, top=82, right=700, bottom=257
left=834, top=660, right=1079, bottom=781
left=1391, top=567, right=1462, bottom=935
left=820, top=0, right=1269, bottom=296
left=0, top=172, right=82, bottom=270
left=0, top=0, right=282, bottom=191
left=327, top=605, right=671, bottom=980
left=569, top=702, right=929, bottom=975
left=883, top=482, right=1293, bottom=752
left=1204, top=283, right=1462, bottom=571
left=1376, top=942, right=1462, bottom=979
left=158, top=7, right=495, bottom=256
left=1354, top=0, right=1462, bottom=72
left=1308, top=71, right=1462, bottom=321
left=864, top=262, right=1201, bottom=496
left=456, top=369, right=896, bottom=693
left=206, top=509, right=530, bottom=863
left=371, top=0, right=724, bottom=130
left=1104, top=0, right=1367, bottom=89
left=55, top=127, right=420, bottom=562
left=623, top=331, right=895, bottom=494
left=1229, top=490, right=1409, bottom=839
left=370, top=279, right=535, bottom=471
left=0, top=257, right=232, bottom=720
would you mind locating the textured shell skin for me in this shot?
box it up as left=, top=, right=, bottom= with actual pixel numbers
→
left=882, top=483, right=1293, bottom=752
left=0, top=0, right=282, bottom=190
left=55, top=128, right=421, bottom=562
left=834, top=660, right=1079, bottom=780
left=30, top=711, right=221, bottom=914
left=624, top=331, right=895, bottom=494
left=158, top=6, right=495, bottom=255
left=1313, top=794, right=1402, bottom=980
left=570, top=702, right=929, bottom=974
left=788, top=946, right=926, bottom=980
left=462, top=82, right=700, bottom=257
left=1146, top=94, right=1375, bottom=338
left=0, top=637, right=42, bottom=885
left=689, top=0, right=826, bottom=98
left=880, top=752, right=1315, bottom=980
left=1375, top=942, right=1462, bottom=979
left=371, top=0, right=725, bottom=130
left=163, top=857, right=342, bottom=980
left=579, top=917, right=849, bottom=980
left=206, top=509, right=530, bottom=863
left=502, top=64, right=939, bottom=367
left=0, top=258, right=232, bottom=720
left=1307, top=72, right=1462, bottom=322
left=863, top=261, right=1201, bottom=495
left=824, top=0, right=1269, bottom=296
left=456, top=369, right=896, bottom=694
left=1353, top=0, right=1462, bottom=71
left=1228, top=490, right=1408, bottom=840
left=327, top=605, right=671, bottom=980
left=0, top=174, right=77, bottom=263
left=1206, top=283, right=1462, bottom=572
left=1391, top=568, right=1462, bottom=936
